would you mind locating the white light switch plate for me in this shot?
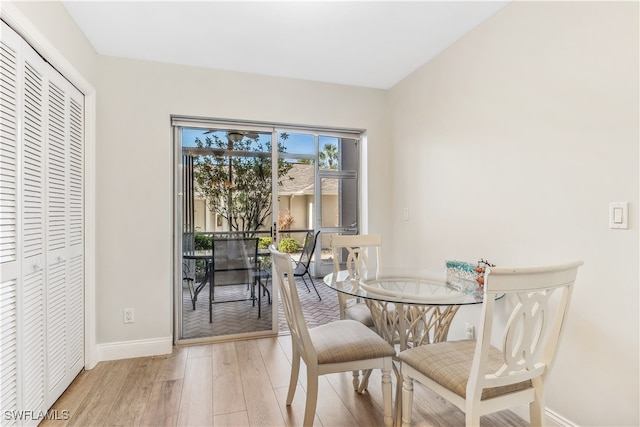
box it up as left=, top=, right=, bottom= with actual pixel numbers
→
left=609, top=202, right=629, bottom=229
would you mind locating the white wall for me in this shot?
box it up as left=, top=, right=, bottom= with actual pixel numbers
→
left=95, top=56, right=391, bottom=345
left=387, top=2, right=639, bottom=426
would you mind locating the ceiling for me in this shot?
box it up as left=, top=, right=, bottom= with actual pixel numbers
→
left=61, top=1, right=510, bottom=90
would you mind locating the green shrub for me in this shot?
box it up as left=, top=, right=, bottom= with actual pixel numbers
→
left=194, top=234, right=212, bottom=250
left=258, top=237, right=272, bottom=249
left=278, top=238, right=299, bottom=253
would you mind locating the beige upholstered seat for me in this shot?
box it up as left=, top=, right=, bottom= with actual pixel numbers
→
left=398, top=261, right=583, bottom=427
left=270, top=246, right=395, bottom=427
left=342, top=302, right=375, bottom=327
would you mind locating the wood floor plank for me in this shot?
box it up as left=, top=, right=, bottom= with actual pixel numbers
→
left=324, top=371, right=387, bottom=427
left=154, top=345, right=188, bottom=382
left=139, top=378, right=183, bottom=427
left=273, top=384, right=323, bottom=427
left=107, top=357, right=161, bottom=426
left=235, top=340, right=286, bottom=426
left=256, top=337, right=293, bottom=389
left=276, top=334, right=293, bottom=363
left=187, top=343, right=213, bottom=359
left=67, top=358, right=137, bottom=426
left=211, top=341, right=246, bottom=415
left=40, top=363, right=108, bottom=427
left=177, top=353, right=213, bottom=426
left=213, top=410, right=251, bottom=427
left=314, top=375, right=362, bottom=427
left=272, top=354, right=361, bottom=427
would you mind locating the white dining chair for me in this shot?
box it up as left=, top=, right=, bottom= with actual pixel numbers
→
left=270, top=246, right=395, bottom=427
left=330, top=234, right=383, bottom=391
left=398, top=261, right=583, bottom=426
left=330, top=234, right=382, bottom=327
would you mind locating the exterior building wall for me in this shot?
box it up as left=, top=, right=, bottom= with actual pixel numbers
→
left=322, top=195, right=339, bottom=227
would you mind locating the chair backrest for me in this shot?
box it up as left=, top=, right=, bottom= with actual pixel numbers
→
left=212, top=237, right=258, bottom=285
left=330, top=234, right=382, bottom=283
left=269, top=245, right=316, bottom=364
left=297, top=230, right=320, bottom=270
left=467, top=261, right=583, bottom=399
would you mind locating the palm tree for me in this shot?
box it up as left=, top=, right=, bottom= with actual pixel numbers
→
left=319, top=143, right=338, bottom=169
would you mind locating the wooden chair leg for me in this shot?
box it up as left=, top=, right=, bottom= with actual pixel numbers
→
left=357, top=369, right=372, bottom=392
left=287, top=350, right=300, bottom=405
left=401, top=376, right=414, bottom=427
left=352, top=370, right=360, bottom=390
left=304, top=371, right=319, bottom=427
left=382, top=367, right=393, bottom=426
left=465, top=412, right=480, bottom=427
left=530, top=385, right=545, bottom=427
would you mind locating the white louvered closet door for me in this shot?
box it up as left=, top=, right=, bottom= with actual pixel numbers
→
left=21, top=31, right=48, bottom=421
left=45, top=68, right=84, bottom=406
left=64, top=75, right=85, bottom=404
left=0, top=19, right=22, bottom=423
left=1, top=20, right=85, bottom=424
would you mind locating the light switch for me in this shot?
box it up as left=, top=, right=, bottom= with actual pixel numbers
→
left=613, top=207, right=623, bottom=224
left=402, top=207, right=409, bottom=221
left=609, top=202, right=629, bottom=229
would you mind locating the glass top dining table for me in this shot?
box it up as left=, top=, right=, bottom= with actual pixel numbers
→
left=323, top=271, right=486, bottom=306
left=323, top=270, right=497, bottom=351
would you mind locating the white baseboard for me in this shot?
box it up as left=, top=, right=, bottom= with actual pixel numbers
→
left=96, top=335, right=172, bottom=363
left=511, top=405, right=578, bottom=427
left=545, top=408, right=578, bottom=427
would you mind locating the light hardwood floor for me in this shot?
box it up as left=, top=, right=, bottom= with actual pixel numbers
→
left=41, top=335, right=528, bottom=427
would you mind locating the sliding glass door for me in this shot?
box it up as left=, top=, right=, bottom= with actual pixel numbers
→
left=173, top=118, right=361, bottom=344
left=176, top=124, right=276, bottom=342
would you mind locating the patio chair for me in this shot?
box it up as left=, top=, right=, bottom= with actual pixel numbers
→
left=210, top=237, right=262, bottom=322
left=293, top=230, right=322, bottom=300
left=182, top=260, right=196, bottom=309
left=269, top=246, right=395, bottom=427
left=398, top=260, right=583, bottom=426
left=257, top=253, right=272, bottom=305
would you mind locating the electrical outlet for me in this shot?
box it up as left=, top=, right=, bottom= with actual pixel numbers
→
left=465, top=323, right=475, bottom=339
left=123, top=308, right=134, bottom=324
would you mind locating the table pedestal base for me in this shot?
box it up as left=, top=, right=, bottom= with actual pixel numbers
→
left=365, top=300, right=461, bottom=426
left=366, top=300, right=460, bottom=349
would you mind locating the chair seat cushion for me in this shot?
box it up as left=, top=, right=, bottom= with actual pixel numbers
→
left=310, top=320, right=395, bottom=365
left=344, top=303, right=375, bottom=327
left=398, top=340, right=531, bottom=400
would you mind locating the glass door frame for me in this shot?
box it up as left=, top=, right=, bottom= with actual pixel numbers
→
left=172, top=119, right=277, bottom=345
